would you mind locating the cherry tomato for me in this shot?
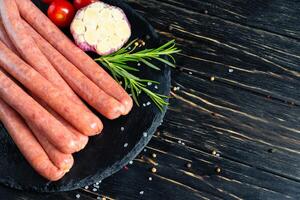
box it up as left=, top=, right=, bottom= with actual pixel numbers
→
left=47, top=0, right=75, bottom=28
left=73, top=0, right=99, bottom=10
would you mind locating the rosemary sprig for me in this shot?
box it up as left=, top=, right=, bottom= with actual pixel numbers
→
left=95, top=39, right=180, bottom=111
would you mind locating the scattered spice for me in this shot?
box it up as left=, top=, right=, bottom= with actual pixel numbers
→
left=143, top=132, right=148, bottom=137
left=124, top=166, right=129, bottom=170
left=186, top=163, right=192, bottom=168
left=173, top=86, right=180, bottom=91
left=212, top=150, right=217, bottom=156
left=151, top=167, right=157, bottom=173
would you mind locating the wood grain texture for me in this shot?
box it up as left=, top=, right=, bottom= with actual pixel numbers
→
left=0, top=0, right=300, bottom=199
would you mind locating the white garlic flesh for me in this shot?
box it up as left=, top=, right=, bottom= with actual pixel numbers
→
left=70, top=1, right=131, bottom=55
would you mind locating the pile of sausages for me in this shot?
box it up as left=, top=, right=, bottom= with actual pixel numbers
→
left=0, top=0, right=132, bottom=181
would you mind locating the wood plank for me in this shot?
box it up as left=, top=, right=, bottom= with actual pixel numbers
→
left=150, top=0, right=300, bottom=40
left=126, top=0, right=300, bottom=105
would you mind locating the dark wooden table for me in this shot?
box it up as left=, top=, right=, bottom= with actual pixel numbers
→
left=1, top=0, right=300, bottom=199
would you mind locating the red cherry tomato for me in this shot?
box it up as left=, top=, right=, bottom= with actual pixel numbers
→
left=73, top=0, right=99, bottom=10
left=47, top=0, right=75, bottom=28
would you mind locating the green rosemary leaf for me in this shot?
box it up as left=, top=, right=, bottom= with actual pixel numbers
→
left=95, top=39, right=179, bottom=111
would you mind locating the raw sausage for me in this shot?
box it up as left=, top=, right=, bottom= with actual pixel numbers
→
left=32, top=94, right=89, bottom=150
left=0, top=69, right=81, bottom=153
left=0, top=41, right=103, bottom=136
left=16, top=0, right=133, bottom=115
left=0, top=19, right=18, bottom=54
left=24, top=21, right=125, bottom=119
left=27, top=121, right=74, bottom=172
left=0, top=98, right=66, bottom=181
left=0, top=0, right=88, bottom=111
left=0, top=30, right=89, bottom=146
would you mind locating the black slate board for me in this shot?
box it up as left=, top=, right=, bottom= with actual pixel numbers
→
left=0, top=0, right=171, bottom=192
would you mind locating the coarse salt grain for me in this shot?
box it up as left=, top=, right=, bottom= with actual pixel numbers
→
left=148, top=177, right=152, bottom=181
left=93, top=188, right=97, bottom=192
left=178, top=140, right=182, bottom=144
left=124, top=143, right=128, bottom=148
left=189, top=71, right=193, bottom=75
left=139, top=191, right=144, bottom=195
left=120, top=127, right=124, bottom=131
left=137, top=62, right=141, bottom=66
left=84, top=186, right=89, bottom=189
left=229, top=69, right=234, bottom=73
left=154, top=85, right=158, bottom=89
left=147, top=82, right=152, bottom=86
left=146, top=102, right=151, bottom=106
left=143, top=132, right=148, bottom=137
left=173, top=86, right=180, bottom=91
left=144, top=149, right=147, bottom=152
left=76, top=194, right=80, bottom=198
left=129, top=160, right=133, bottom=164
left=143, top=103, right=146, bottom=107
